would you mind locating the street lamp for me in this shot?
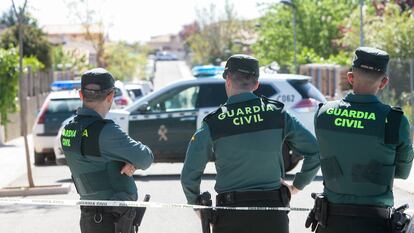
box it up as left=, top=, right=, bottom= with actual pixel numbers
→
left=280, top=0, right=297, bottom=72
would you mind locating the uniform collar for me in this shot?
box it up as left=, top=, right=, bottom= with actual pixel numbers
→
left=343, top=92, right=380, bottom=103
left=76, top=107, right=103, bottom=119
left=226, top=92, right=258, bottom=105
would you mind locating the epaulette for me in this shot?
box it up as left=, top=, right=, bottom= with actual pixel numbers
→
left=391, top=106, right=403, bottom=113
left=318, top=103, right=324, bottom=110
left=261, top=95, right=284, bottom=109
left=203, top=106, right=223, bottom=121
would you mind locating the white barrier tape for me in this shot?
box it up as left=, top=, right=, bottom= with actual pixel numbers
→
left=1, top=198, right=412, bottom=214
left=0, top=198, right=312, bottom=211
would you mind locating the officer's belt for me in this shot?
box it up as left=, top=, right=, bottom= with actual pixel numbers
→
left=80, top=206, right=114, bottom=213
left=216, top=189, right=283, bottom=206
left=328, top=203, right=392, bottom=219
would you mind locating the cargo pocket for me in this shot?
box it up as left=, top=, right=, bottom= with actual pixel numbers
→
left=320, top=157, right=343, bottom=180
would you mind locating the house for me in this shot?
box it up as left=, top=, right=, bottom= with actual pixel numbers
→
left=43, top=24, right=105, bottom=66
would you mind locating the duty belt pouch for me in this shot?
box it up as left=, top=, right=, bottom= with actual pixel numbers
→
left=314, top=194, right=328, bottom=228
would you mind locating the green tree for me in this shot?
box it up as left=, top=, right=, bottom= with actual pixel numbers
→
left=0, top=9, right=52, bottom=69
left=341, top=3, right=414, bottom=95
left=0, top=48, right=19, bottom=125
left=253, top=0, right=358, bottom=71
left=186, top=0, right=255, bottom=65
left=104, top=42, right=145, bottom=81
left=52, top=45, right=88, bottom=72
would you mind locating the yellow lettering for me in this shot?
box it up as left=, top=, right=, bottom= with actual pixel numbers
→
left=236, top=108, right=244, bottom=116
left=227, top=110, right=234, bottom=118
left=266, top=105, right=274, bottom=111
left=326, top=108, right=334, bottom=114
left=253, top=106, right=261, bottom=113
left=334, top=118, right=342, bottom=126
left=245, top=107, right=252, bottom=114
left=244, top=116, right=252, bottom=124
left=340, top=109, right=349, bottom=117
left=82, top=129, right=88, bottom=137
left=218, top=113, right=226, bottom=120
left=233, top=118, right=240, bottom=126
left=367, top=113, right=376, bottom=120
left=349, top=110, right=357, bottom=118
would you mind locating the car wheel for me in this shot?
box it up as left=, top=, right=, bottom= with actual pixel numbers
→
left=34, top=152, right=46, bottom=165
left=282, top=142, right=304, bottom=172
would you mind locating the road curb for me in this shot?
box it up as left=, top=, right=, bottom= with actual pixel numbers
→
left=0, top=184, right=71, bottom=197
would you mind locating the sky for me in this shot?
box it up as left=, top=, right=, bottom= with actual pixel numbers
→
left=0, top=0, right=275, bottom=43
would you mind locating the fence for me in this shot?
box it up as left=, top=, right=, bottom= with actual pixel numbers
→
left=299, top=64, right=350, bottom=99
left=0, top=69, right=75, bottom=143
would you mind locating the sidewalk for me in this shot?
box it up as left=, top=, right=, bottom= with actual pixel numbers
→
left=0, top=135, right=34, bottom=188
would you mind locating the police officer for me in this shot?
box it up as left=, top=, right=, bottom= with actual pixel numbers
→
left=181, top=54, right=320, bottom=233
left=61, top=68, right=154, bottom=233
left=311, top=47, right=413, bottom=233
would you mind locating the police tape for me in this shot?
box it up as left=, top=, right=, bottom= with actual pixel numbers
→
left=1, top=198, right=413, bottom=214
left=0, top=197, right=312, bottom=211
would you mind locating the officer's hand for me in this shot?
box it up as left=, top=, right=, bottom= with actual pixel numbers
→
left=289, top=186, right=300, bottom=195
left=120, top=163, right=136, bottom=177
left=281, top=179, right=300, bottom=195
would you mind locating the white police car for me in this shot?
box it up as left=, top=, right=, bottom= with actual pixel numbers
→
left=108, top=74, right=325, bottom=170
left=55, top=74, right=325, bottom=170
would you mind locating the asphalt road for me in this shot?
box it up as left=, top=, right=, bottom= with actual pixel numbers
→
left=1, top=61, right=413, bottom=233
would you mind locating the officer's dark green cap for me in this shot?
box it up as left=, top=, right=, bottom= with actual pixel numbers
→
left=81, top=68, right=115, bottom=91
left=352, top=47, right=389, bottom=73
left=222, top=54, right=260, bottom=79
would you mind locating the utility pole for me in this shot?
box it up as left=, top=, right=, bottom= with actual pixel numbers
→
left=12, top=0, right=34, bottom=188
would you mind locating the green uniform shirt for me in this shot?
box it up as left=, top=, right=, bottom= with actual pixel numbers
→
left=317, top=93, right=413, bottom=207
left=63, top=107, right=154, bottom=200
left=181, top=92, right=320, bottom=204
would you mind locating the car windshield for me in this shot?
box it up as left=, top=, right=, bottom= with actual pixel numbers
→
left=46, top=98, right=81, bottom=113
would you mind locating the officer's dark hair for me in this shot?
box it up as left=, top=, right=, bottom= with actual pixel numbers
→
left=352, top=67, right=387, bottom=81
left=82, top=84, right=114, bottom=103
left=227, top=71, right=258, bottom=90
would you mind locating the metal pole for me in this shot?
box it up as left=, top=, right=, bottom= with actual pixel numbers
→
left=360, top=0, right=364, bottom=46
left=410, top=59, right=414, bottom=137
left=293, top=8, right=297, bottom=73
left=12, top=0, right=34, bottom=188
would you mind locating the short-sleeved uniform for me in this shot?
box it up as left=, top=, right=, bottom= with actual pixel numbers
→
left=181, top=92, right=320, bottom=233
left=61, top=107, right=153, bottom=233
left=315, top=93, right=413, bottom=233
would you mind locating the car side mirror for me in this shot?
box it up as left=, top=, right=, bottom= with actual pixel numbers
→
left=137, top=102, right=149, bottom=113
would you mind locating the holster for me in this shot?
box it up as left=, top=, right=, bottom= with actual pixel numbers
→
left=305, top=193, right=328, bottom=231
left=113, top=207, right=136, bottom=233
left=390, top=204, right=411, bottom=233
left=114, top=194, right=150, bottom=233
left=196, top=192, right=213, bottom=233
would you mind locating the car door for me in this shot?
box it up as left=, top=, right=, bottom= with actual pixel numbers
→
left=128, top=85, right=200, bottom=162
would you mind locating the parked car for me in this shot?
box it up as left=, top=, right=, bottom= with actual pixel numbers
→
left=33, top=90, right=81, bottom=165
left=125, top=81, right=153, bottom=101
left=191, top=65, right=224, bottom=78
left=114, top=80, right=134, bottom=108
left=54, top=74, right=325, bottom=171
